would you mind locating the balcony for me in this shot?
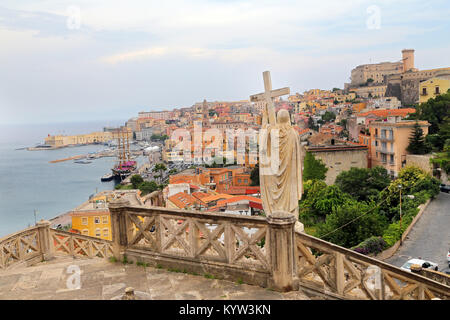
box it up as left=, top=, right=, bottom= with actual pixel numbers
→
left=377, top=135, right=393, bottom=142
left=376, top=148, right=395, bottom=155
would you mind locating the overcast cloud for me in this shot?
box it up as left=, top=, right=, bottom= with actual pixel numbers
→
left=0, top=0, right=449, bottom=124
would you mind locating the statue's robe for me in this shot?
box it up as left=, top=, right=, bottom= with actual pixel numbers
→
left=259, top=123, right=303, bottom=216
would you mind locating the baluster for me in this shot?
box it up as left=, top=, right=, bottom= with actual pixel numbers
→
left=155, top=214, right=161, bottom=253
left=0, top=244, right=4, bottom=269
left=335, top=252, right=345, bottom=296
left=69, top=234, right=75, bottom=257
left=188, top=218, right=199, bottom=258
left=225, top=222, right=235, bottom=264
left=16, top=237, right=21, bottom=262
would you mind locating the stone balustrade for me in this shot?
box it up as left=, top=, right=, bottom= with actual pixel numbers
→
left=0, top=220, right=114, bottom=270
left=0, top=225, right=42, bottom=269
left=295, top=231, right=450, bottom=300
left=1, top=204, right=449, bottom=300
left=109, top=200, right=292, bottom=290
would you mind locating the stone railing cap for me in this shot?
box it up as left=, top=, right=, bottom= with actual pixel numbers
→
left=36, top=220, right=51, bottom=227
left=108, top=198, right=131, bottom=208
left=266, top=211, right=296, bottom=224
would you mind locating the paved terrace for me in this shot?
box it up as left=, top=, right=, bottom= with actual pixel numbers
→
left=2, top=203, right=449, bottom=300
left=0, top=256, right=312, bottom=300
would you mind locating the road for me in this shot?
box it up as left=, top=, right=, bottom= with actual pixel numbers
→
left=385, top=192, right=450, bottom=270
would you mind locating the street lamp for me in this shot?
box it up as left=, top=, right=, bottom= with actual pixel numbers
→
left=398, top=184, right=403, bottom=245
left=34, top=209, right=38, bottom=225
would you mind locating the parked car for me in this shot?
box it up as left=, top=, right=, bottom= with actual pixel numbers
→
left=400, top=258, right=439, bottom=272
left=447, top=249, right=450, bottom=267
left=440, top=184, right=450, bottom=193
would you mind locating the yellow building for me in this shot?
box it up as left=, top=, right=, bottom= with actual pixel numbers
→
left=419, top=77, right=450, bottom=103
left=70, top=190, right=144, bottom=241
left=352, top=102, right=367, bottom=113
left=334, top=92, right=356, bottom=103
left=71, top=209, right=112, bottom=240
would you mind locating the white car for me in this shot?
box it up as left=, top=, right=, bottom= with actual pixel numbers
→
left=447, top=250, right=450, bottom=267
left=401, top=258, right=439, bottom=272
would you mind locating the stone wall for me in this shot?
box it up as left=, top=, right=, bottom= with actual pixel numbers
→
left=406, top=154, right=433, bottom=174
left=401, top=79, right=420, bottom=105
left=310, top=149, right=368, bottom=185
left=385, top=83, right=402, bottom=102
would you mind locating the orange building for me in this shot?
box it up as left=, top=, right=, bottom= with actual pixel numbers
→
left=368, top=120, right=429, bottom=178
left=169, top=166, right=252, bottom=193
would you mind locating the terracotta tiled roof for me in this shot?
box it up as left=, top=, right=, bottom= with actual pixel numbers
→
left=357, top=108, right=415, bottom=118
left=222, top=186, right=260, bottom=195
left=201, top=193, right=235, bottom=203
left=216, top=195, right=262, bottom=207
left=192, top=192, right=210, bottom=202
left=168, top=192, right=201, bottom=209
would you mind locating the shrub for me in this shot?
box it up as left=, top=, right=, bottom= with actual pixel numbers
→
left=352, top=236, right=387, bottom=255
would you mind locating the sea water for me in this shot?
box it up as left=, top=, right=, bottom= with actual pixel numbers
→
left=0, top=120, right=140, bottom=238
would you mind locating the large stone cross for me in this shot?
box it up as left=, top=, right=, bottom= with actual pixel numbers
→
left=250, top=71, right=290, bottom=125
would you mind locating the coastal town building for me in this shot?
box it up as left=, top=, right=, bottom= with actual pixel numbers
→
left=368, top=120, right=430, bottom=178
left=44, top=131, right=115, bottom=148
left=349, top=61, right=403, bottom=87
left=168, top=166, right=253, bottom=193
left=138, top=110, right=172, bottom=121
left=351, top=85, right=387, bottom=98
left=419, top=77, right=450, bottom=103
left=70, top=190, right=144, bottom=240
left=305, top=139, right=368, bottom=185
left=347, top=108, right=416, bottom=142
left=346, top=49, right=450, bottom=105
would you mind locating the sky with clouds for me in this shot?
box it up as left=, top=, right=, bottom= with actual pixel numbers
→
left=0, top=0, right=449, bottom=124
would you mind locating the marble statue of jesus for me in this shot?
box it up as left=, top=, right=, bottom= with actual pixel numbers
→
left=251, top=71, right=304, bottom=232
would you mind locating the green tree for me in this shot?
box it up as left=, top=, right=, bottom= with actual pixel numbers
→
left=379, top=165, right=440, bottom=221
left=303, top=152, right=328, bottom=182
left=299, top=181, right=353, bottom=224
left=250, top=164, right=259, bottom=186
left=431, top=139, right=450, bottom=174
left=408, top=89, right=450, bottom=141
left=130, top=174, right=144, bottom=189
left=335, top=166, right=390, bottom=202
left=307, top=116, right=317, bottom=131
left=152, top=163, right=167, bottom=183
left=150, top=134, right=169, bottom=141
left=316, top=201, right=388, bottom=248
left=138, top=181, right=158, bottom=196
left=321, top=111, right=336, bottom=122
left=406, top=121, right=431, bottom=154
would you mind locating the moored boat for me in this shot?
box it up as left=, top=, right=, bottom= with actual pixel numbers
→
left=101, top=173, right=114, bottom=182
left=74, top=160, right=92, bottom=164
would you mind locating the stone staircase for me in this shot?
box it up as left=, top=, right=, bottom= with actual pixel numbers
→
left=0, top=256, right=311, bottom=300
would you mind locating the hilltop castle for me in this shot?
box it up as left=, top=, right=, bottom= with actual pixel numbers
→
left=345, top=49, right=450, bottom=105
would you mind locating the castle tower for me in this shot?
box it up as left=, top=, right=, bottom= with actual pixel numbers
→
left=202, top=99, right=209, bottom=127
left=402, top=49, right=415, bottom=72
